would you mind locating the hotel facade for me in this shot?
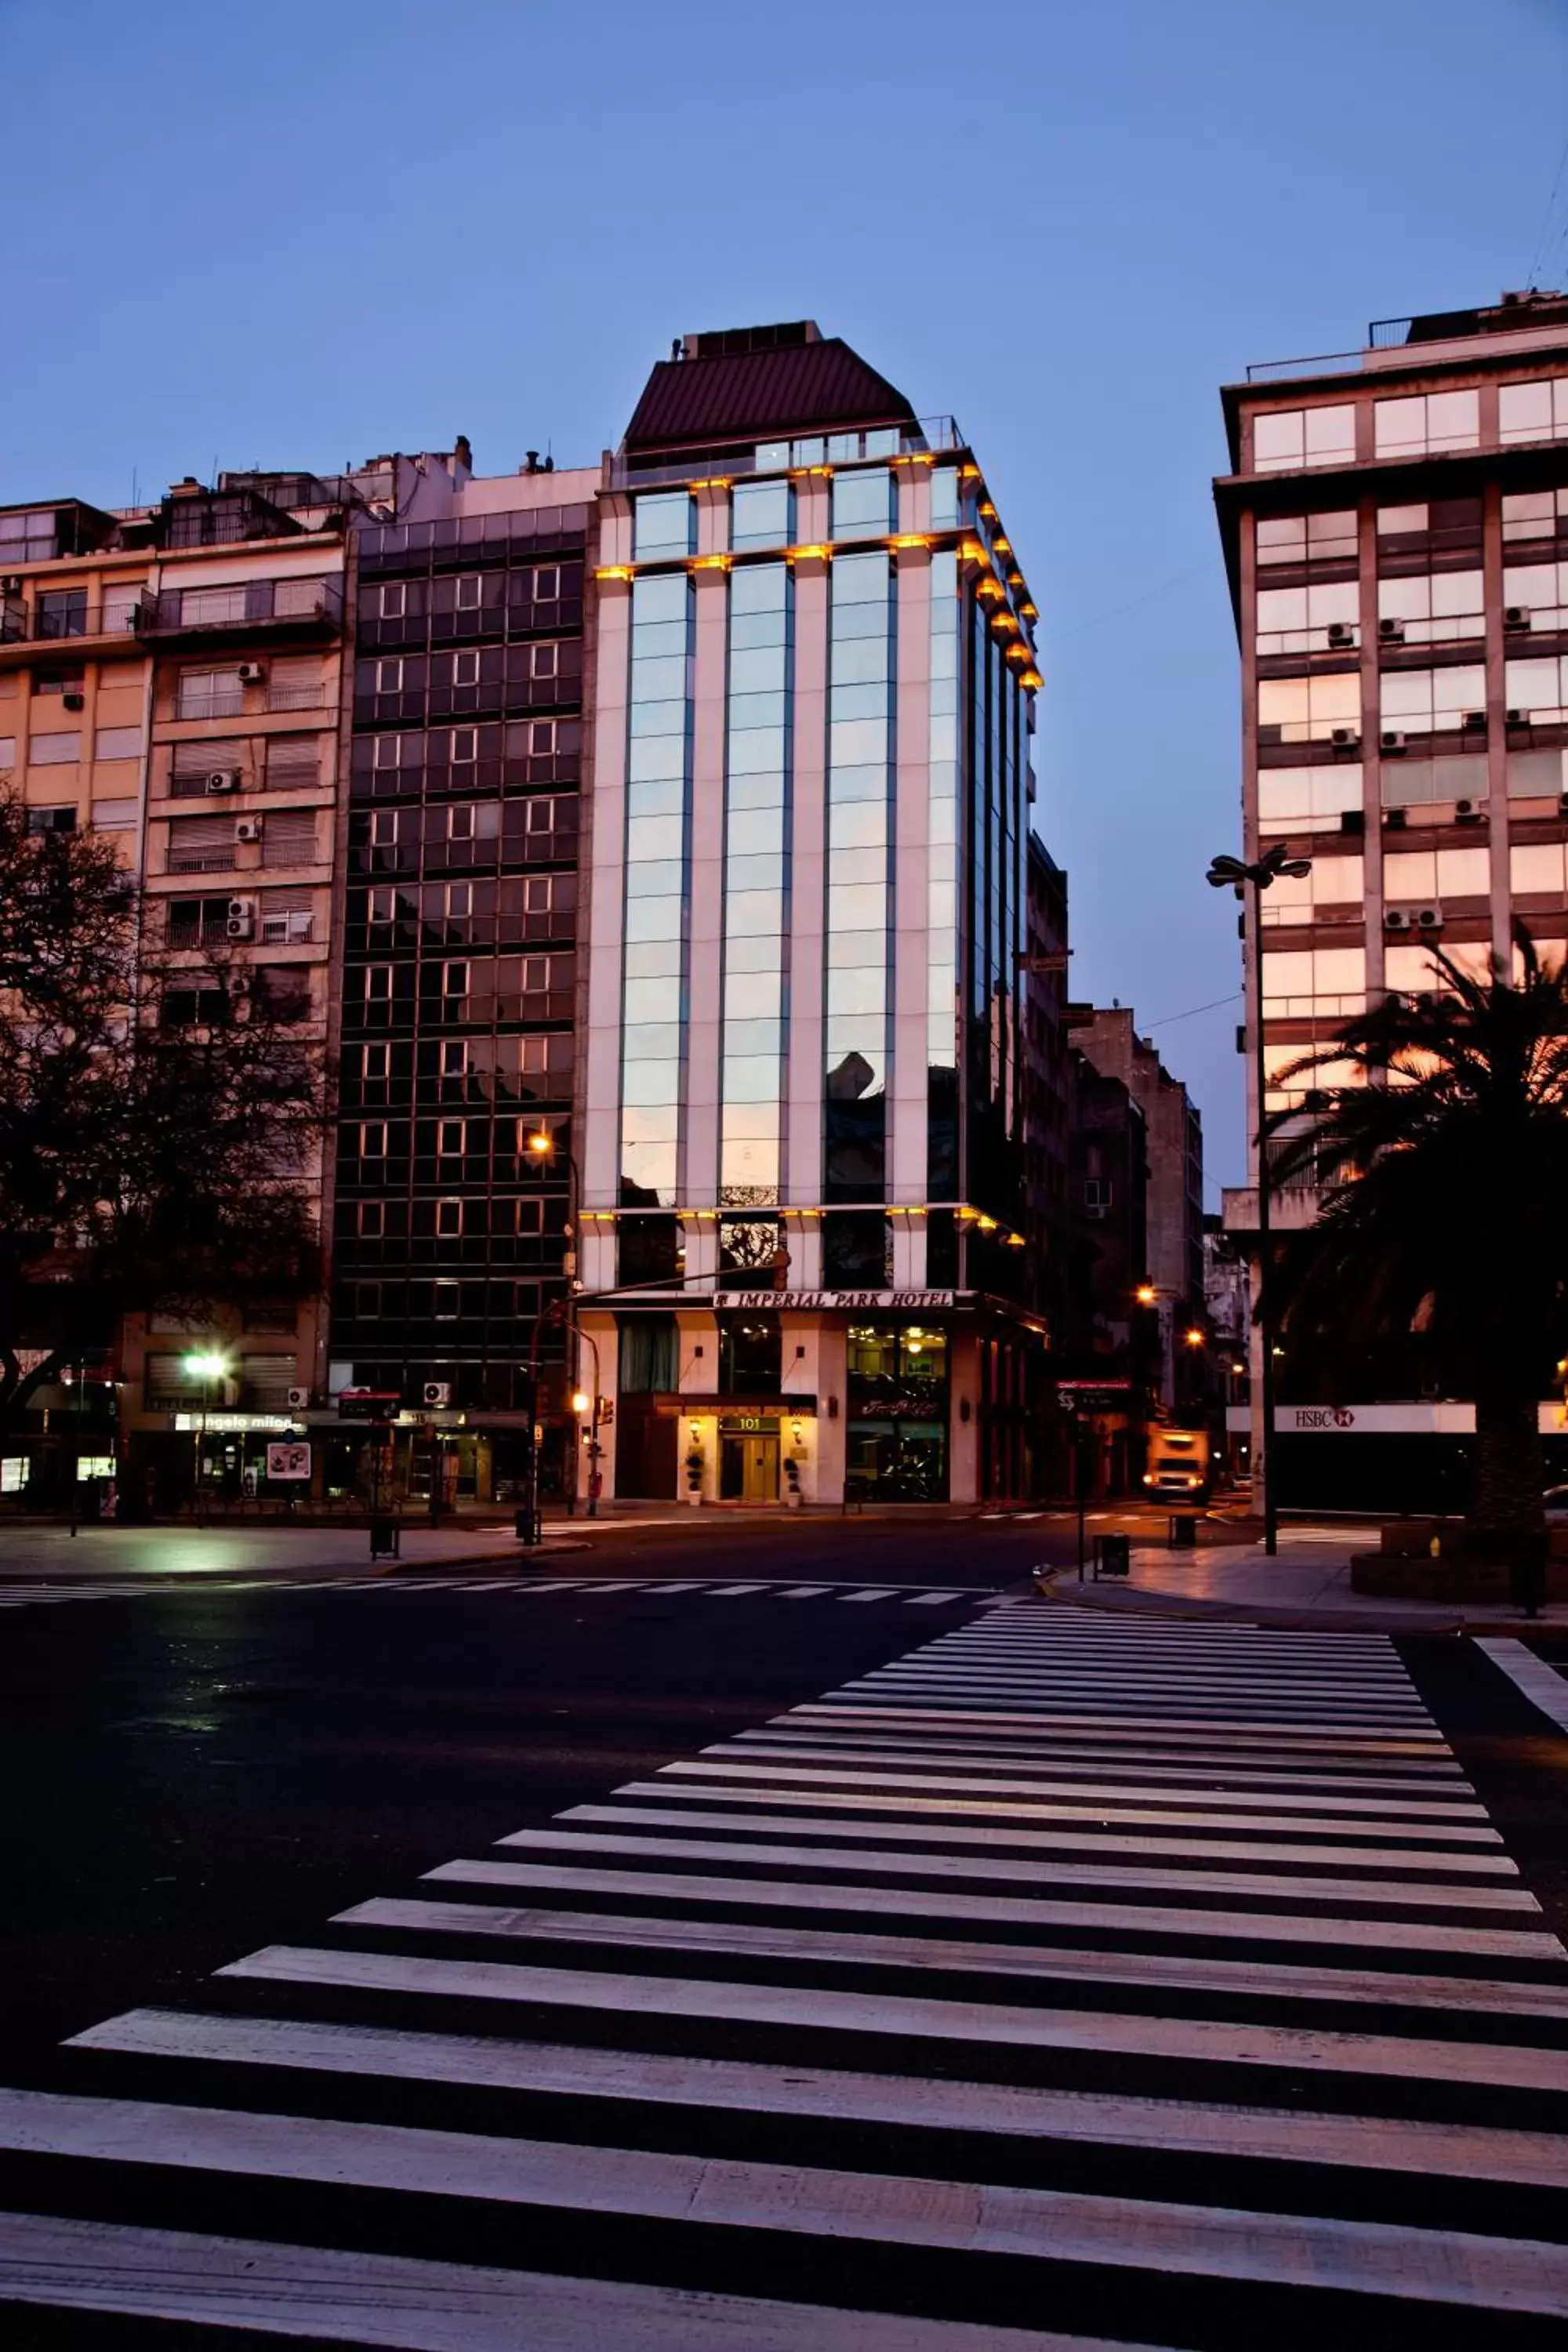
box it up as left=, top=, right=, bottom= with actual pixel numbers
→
left=577, top=325, right=1046, bottom=1507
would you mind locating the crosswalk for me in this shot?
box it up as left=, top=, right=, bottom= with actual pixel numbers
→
left=0, top=1574, right=983, bottom=1612
left=1, top=1604, right=1565, bottom=2344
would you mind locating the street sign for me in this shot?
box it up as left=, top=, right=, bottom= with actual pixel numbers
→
left=338, top=1388, right=402, bottom=1420
left=266, top=1440, right=312, bottom=1482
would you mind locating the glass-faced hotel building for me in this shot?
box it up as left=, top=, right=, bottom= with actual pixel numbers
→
left=579, top=324, right=1044, bottom=1505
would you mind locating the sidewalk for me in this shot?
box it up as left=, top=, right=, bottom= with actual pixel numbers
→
left=1040, top=1533, right=1568, bottom=1632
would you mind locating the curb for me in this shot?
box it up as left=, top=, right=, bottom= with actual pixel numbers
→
left=382, top=1541, right=592, bottom=1576
left=1029, top=1567, right=1558, bottom=1639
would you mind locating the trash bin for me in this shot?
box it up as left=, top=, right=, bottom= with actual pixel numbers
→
left=1169, top=1513, right=1198, bottom=1549
left=1096, top=1533, right=1131, bottom=1578
left=368, top=1518, right=400, bottom=1559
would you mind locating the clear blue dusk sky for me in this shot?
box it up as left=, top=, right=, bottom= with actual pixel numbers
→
left=5, top=0, right=1567, bottom=1188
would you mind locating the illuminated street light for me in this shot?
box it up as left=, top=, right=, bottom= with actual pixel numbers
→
left=183, top=1352, right=229, bottom=1379
left=1207, top=841, right=1313, bottom=1557
left=570, top=1388, right=590, bottom=1414
left=1134, top=1283, right=1157, bottom=1307
left=1184, top=1327, right=1205, bottom=1348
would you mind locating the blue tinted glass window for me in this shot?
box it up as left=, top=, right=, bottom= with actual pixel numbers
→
left=833, top=469, right=893, bottom=540
left=930, top=468, right=960, bottom=531
left=732, top=480, right=793, bottom=550
left=634, top=493, right=694, bottom=561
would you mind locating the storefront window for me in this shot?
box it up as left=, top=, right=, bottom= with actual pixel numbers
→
left=718, top=1313, right=782, bottom=1396
left=845, top=1322, right=950, bottom=1500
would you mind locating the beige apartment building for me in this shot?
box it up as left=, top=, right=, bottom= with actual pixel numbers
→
left=1, top=473, right=362, bottom=1505
left=0, top=501, right=154, bottom=1500
left=1216, top=289, right=1568, bottom=1508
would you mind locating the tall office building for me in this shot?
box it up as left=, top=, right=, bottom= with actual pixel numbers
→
left=330, top=447, right=596, bottom=1508
left=1217, top=289, right=1568, bottom=1503
left=579, top=322, right=1046, bottom=1507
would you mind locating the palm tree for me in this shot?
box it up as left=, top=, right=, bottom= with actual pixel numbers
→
left=1265, top=929, right=1568, bottom=1585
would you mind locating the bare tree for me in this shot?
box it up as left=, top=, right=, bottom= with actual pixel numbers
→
left=0, top=793, right=324, bottom=1436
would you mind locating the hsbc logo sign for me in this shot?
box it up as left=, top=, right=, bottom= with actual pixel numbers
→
left=1289, top=1406, right=1356, bottom=1431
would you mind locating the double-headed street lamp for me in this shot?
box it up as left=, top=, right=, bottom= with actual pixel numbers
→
left=524, top=1127, right=590, bottom=1527
left=182, top=1349, right=230, bottom=1521
left=1207, top=843, right=1312, bottom=1558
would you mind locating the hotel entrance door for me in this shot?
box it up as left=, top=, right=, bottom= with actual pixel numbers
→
left=719, top=1423, right=779, bottom=1502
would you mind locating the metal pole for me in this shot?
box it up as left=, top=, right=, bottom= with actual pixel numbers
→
left=67, top=1361, right=79, bottom=1537
left=1253, top=873, right=1278, bottom=1557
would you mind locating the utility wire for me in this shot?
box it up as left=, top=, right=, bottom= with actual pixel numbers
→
left=1526, top=124, right=1568, bottom=289
left=1046, top=559, right=1218, bottom=643
left=1145, top=988, right=1244, bottom=1033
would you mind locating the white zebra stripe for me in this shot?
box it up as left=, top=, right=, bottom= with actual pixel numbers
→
left=335, top=1895, right=1568, bottom=2017
left=495, top=1824, right=1540, bottom=1911
left=422, top=1857, right=1561, bottom=1960
left=67, top=2009, right=1568, bottom=2189
left=4, top=2087, right=1563, bottom=2314
left=220, top=1943, right=1568, bottom=2092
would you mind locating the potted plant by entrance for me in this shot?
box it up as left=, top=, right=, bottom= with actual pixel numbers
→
left=684, top=1441, right=705, bottom=1506
left=783, top=1454, right=804, bottom=1509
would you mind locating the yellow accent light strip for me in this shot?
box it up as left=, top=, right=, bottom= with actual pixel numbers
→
left=595, top=565, right=633, bottom=583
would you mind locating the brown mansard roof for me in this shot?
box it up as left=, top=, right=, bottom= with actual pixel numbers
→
left=624, top=336, right=917, bottom=456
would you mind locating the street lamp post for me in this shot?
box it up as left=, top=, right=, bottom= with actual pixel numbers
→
left=526, top=1127, right=585, bottom=1513
left=182, top=1351, right=230, bottom=1526
left=1207, top=844, right=1312, bottom=1558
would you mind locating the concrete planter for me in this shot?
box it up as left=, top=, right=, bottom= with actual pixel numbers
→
left=1350, top=1551, right=1568, bottom=1602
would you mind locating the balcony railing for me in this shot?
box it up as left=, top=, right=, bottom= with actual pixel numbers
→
left=136, top=577, right=343, bottom=642
left=610, top=416, right=966, bottom=492
left=0, top=599, right=146, bottom=648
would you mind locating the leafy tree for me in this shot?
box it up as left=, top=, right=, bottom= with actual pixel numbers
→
left=0, top=793, right=323, bottom=1437
left=1267, top=931, right=1568, bottom=1568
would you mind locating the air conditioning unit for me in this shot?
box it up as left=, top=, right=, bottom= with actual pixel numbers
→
left=62, top=690, right=85, bottom=712
left=205, top=767, right=241, bottom=793
left=1377, top=616, right=1405, bottom=643
left=1330, top=726, right=1360, bottom=749
left=238, top=662, right=266, bottom=685
left=1558, top=790, right=1568, bottom=817
left=1380, top=730, right=1406, bottom=754
left=1462, top=710, right=1487, bottom=729
left=1506, top=708, right=1526, bottom=725
left=234, top=816, right=263, bottom=844
left=1385, top=907, right=1411, bottom=933
left=1384, top=806, right=1407, bottom=829
left=423, top=1381, right=452, bottom=1407
left=0, top=575, right=21, bottom=596
left=285, top=1386, right=310, bottom=1410
left=1416, top=904, right=1444, bottom=931
left=1083, top=1204, right=1106, bottom=1222
left=1326, top=621, right=1356, bottom=648
left=226, top=895, right=256, bottom=938
left=1504, top=605, right=1530, bottom=632
left=1339, top=806, right=1366, bottom=836
left=227, top=973, right=250, bottom=998
left=1455, top=797, right=1484, bottom=823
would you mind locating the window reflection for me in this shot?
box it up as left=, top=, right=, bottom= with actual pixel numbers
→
left=634, top=493, right=694, bottom=561
left=732, top=480, right=793, bottom=550
left=621, top=572, right=693, bottom=1204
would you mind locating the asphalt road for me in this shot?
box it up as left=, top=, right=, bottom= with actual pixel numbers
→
left=2, top=1519, right=1566, bottom=2348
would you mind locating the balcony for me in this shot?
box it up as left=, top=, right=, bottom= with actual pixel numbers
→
left=0, top=597, right=147, bottom=668
left=1221, top=1184, right=1322, bottom=1236
left=609, top=416, right=966, bottom=492
left=136, top=576, right=343, bottom=645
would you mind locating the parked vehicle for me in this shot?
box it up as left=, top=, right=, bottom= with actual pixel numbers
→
left=1143, top=1426, right=1211, bottom=1502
